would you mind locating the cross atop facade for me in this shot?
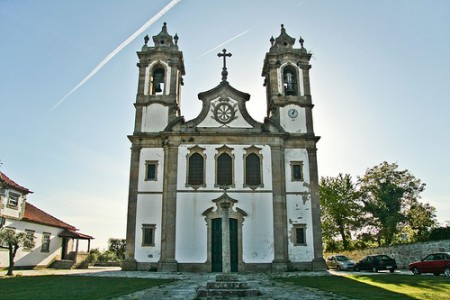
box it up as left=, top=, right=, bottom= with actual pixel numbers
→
left=217, top=49, right=232, bottom=82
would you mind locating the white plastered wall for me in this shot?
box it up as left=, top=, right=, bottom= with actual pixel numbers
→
left=141, top=104, right=168, bottom=133
left=0, top=219, right=63, bottom=268
left=284, top=148, right=314, bottom=261
left=134, top=194, right=162, bottom=262
left=175, top=144, right=275, bottom=263
left=280, top=104, right=307, bottom=133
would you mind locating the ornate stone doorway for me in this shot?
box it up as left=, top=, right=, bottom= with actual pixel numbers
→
left=203, top=192, right=247, bottom=272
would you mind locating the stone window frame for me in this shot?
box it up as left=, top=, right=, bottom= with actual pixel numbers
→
left=293, top=224, right=307, bottom=246
left=243, top=146, right=264, bottom=189
left=23, top=229, right=35, bottom=251
left=185, top=145, right=207, bottom=189
left=41, top=232, right=51, bottom=253
left=142, top=224, right=156, bottom=247
left=290, top=161, right=304, bottom=182
left=214, top=145, right=235, bottom=188
left=145, top=160, right=158, bottom=181
left=7, top=192, right=19, bottom=209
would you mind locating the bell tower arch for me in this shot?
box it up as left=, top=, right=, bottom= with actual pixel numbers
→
left=134, top=22, right=185, bottom=133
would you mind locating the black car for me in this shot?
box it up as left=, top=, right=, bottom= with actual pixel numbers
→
left=355, top=254, right=397, bottom=273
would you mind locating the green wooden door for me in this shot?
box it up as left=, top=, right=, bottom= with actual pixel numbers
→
left=211, top=218, right=238, bottom=272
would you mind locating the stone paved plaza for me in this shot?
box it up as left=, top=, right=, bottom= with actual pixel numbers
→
left=5, top=267, right=410, bottom=299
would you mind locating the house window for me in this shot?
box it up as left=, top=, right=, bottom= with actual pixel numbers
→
left=7, top=192, right=19, bottom=208
left=187, top=153, right=205, bottom=186
left=24, top=230, right=35, bottom=250
left=294, top=225, right=307, bottom=246
left=142, top=224, right=156, bottom=246
left=244, top=146, right=263, bottom=188
left=41, top=233, right=51, bottom=252
left=145, top=161, right=158, bottom=181
left=290, top=161, right=304, bottom=181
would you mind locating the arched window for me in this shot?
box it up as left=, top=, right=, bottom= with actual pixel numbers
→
left=217, top=153, right=232, bottom=186
left=188, top=153, right=204, bottom=186
left=152, top=68, right=165, bottom=95
left=245, top=153, right=261, bottom=186
left=283, top=66, right=297, bottom=96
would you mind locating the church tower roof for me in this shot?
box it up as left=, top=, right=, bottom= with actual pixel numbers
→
left=142, top=22, right=179, bottom=51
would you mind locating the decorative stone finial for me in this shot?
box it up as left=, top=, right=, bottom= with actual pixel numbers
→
left=299, top=36, right=304, bottom=48
left=174, top=33, right=179, bottom=45
left=144, top=35, right=149, bottom=45
left=270, top=36, right=274, bottom=46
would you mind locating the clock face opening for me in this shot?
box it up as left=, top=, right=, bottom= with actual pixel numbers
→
left=288, top=109, right=298, bottom=118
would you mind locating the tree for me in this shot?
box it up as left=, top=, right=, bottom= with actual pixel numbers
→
left=108, top=238, right=126, bottom=260
left=358, top=162, right=426, bottom=246
left=406, top=201, right=437, bottom=241
left=320, top=174, right=362, bottom=250
left=0, top=228, right=35, bottom=276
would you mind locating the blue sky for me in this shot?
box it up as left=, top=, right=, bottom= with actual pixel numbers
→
left=1, top=0, right=449, bottom=249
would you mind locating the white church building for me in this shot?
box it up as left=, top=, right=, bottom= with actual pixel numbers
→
left=123, top=23, right=326, bottom=272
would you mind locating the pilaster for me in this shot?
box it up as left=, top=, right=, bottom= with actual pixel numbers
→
left=271, top=144, right=289, bottom=272
left=158, top=142, right=179, bottom=272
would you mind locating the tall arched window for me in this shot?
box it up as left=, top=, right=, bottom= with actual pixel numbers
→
left=217, top=153, right=232, bottom=186
left=245, top=153, right=261, bottom=186
left=188, top=153, right=204, bottom=186
left=152, top=68, right=165, bottom=94
left=283, top=66, right=297, bottom=96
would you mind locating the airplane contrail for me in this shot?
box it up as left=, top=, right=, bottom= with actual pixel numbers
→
left=195, top=29, right=252, bottom=60
left=49, top=0, right=181, bottom=112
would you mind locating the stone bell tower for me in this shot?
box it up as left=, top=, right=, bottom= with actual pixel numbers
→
left=261, top=24, right=314, bottom=135
left=134, top=22, right=185, bottom=133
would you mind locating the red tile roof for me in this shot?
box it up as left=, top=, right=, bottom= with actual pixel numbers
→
left=23, top=202, right=77, bottom=231
left=0, top=172, right=32, bottom=193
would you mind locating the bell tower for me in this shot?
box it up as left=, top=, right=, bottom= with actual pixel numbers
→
left=134, top=22, right=185, bottom=133
left=262, top=25, right=314, bottom=134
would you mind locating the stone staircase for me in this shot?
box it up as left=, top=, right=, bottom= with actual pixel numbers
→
left=50, top=260, right=76, bottom=269
left=197, top=274, right=262, bottom=298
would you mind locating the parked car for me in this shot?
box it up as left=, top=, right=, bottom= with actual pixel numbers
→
left=408, top=252, right=450, bottom=277
left=354, top=254, right=397, bottom=273
left=326, top=255, right=356, bottom=271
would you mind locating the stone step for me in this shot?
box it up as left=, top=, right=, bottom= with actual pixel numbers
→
left=197, top=288, right=262, bottom=297
left=207, top=281, right=250, bottom=289
left=50, top=260, right=75, bottom=269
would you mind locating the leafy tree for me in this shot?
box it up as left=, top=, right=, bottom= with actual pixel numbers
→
left=0, top=228, right=35, bottom=276
left=358, top=162, right=425, bottom=246
left=108, top=238, right=126, bottom=260
left=320, top=174, right=362, bottom=250
left=406, top=201, right=437, bottom=241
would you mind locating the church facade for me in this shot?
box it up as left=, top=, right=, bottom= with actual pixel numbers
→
left=123, top=23, right=326, bottom=272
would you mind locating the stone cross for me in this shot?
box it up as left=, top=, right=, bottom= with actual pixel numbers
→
left=217, top=49, right=232, bottom=82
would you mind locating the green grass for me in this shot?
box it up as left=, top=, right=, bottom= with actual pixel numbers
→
left=0, top=275, right=175, bottom=300
left=275, top=274, right=450, bottom=300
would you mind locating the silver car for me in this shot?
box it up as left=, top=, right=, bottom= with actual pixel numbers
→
left=326, top=255, right=356, bottom=271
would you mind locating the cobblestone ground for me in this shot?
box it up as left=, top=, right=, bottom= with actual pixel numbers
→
left=84, top=270, right=354, bottom=300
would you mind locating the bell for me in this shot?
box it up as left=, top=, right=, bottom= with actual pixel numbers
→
left=154, top=83, right=162, bottom=93
left=284, top=70, right=296, bottom=95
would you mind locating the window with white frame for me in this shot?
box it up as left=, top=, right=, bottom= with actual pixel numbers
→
left=7, top=192, right=19, bottom=208
left=186, top=146, right=206, bottom=187
left=41, top=232, right=51, bottom=252
left=24, top=230, right=35, bottom=250
left=243, top=146, right=263, bottom=188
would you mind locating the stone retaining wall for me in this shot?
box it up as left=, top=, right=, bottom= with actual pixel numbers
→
left=325, top=240, right=450, bottom=269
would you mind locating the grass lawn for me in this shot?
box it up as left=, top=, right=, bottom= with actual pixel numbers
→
left=276, top=274, right=450, bottom=300
left=0, top=275, right=175, bottom=300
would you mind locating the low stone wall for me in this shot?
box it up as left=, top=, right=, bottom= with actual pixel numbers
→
left=325, top=240, right=450, bottom=269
